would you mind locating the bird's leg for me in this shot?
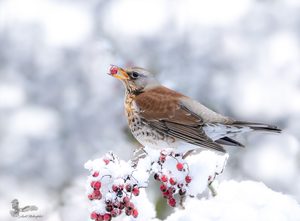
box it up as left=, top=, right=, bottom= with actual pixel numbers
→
left=179, top=194, right=186, bottom=209
left=131, top=146, right=148, bottom=168
left=208, top=181, right=218, bottom=197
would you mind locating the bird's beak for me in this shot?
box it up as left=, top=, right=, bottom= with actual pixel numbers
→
left=109, top=66, right=129, bottom=80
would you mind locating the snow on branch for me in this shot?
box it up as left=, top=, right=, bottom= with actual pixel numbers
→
left=84, top=147, right=300, bottom=221
left=84, top=147, right=227, bottom=220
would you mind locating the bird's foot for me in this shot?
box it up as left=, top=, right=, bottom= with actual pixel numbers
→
left=131, top=147, right=148, bottom=168
left=208, top=181, right=218, bottom=197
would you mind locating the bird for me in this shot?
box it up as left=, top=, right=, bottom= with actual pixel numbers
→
left=108, top=65, right=281, bottom=153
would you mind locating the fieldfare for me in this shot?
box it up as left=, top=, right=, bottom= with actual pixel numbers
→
left=109, top=65, right=281, bottom=153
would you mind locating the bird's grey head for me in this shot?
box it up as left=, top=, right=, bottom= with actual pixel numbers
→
left=109, top=66, right=160, bottom=94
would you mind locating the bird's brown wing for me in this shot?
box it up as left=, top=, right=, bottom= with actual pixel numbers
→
left=135, top=87, right=225, bottom=152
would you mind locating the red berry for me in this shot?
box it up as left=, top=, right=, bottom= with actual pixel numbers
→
left=91, top=181, right=101, bottom=190
left=168, top=198, right=176, bottom=207
left=103, top=213, right=111, bottom=221
left=132, top=187, right=140, bottom=196
left=93, top=190, right=102, bottom=199
left=110, top=66, right=118, bottom=75
left=112, top=185, right=118, bottom=192
left=97, top=215, right=104, bottom=221
left=159, top=155, right=166, bottom=163
left=90, top=212, right=98, bottom=220
left=185, top=175, right=192, bottom=183
left=169, top=177, right=177, bottom=185
left=93, top=171, right=99, bottom=177
left=119, top=185, right=124, bottom=191
left=127, top=202, right=135, bottom=210
left=132, top=209, right=139, bottom=218
left=176, top=163, right=184, bottom=171
left=123, top=196, right=130, bottom=204
left=125, top=209, right=132, bottom=216
left=162, top=190, right=169, bottom=198
left=119, top=203, right=125, bottom=210
left=88, top=194, right=93, bottom=200
left=103, top=159, right=110, bottom=165
left=125, top=184, right=132, bottom=192
left=160, top=184, right=167, bottom=192
left=161, top=175, right=168, bottom=183
left=111, top=209, right=118, bottom=217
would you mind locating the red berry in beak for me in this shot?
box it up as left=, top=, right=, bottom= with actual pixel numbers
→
left=110, top=66, right=118, bottom=75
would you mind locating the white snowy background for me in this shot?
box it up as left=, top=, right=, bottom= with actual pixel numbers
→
left=0, top=0, right=300, bottom=220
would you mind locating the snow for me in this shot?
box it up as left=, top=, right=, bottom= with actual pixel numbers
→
left=85, top=148, right=300, bottom=221
left=166, top=181, right=300, bottom=221
left=186, top=151, right=228, bottom=195
left=241, top=133, right=299, bottom=187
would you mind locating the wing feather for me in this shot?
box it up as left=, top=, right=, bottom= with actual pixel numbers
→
left=136, top=87, right=226, bottom=152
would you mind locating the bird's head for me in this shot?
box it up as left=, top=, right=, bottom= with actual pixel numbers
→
left=109, top=65, right=160, bottom=94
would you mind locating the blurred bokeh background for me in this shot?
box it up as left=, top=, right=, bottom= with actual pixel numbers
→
left=0, top=0, right=300, bottom=220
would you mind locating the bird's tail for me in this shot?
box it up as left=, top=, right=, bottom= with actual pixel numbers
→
left=232, top=121, right=282, bottom=133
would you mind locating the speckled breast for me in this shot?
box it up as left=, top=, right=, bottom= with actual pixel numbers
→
left=124, top=95, right=176, bottom=149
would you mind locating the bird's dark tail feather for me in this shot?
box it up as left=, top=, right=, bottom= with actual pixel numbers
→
left=232, top=121, right=282, bottom=133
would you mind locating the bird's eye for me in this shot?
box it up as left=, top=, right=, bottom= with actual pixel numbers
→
left=131, top=72, right=139, bottom=79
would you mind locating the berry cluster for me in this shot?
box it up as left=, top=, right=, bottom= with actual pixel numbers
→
left=86, top=153, right=148, bottom=221
left=152, top=150, right=193, bottom=207
left=85, top=148, right=228, bottom=220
